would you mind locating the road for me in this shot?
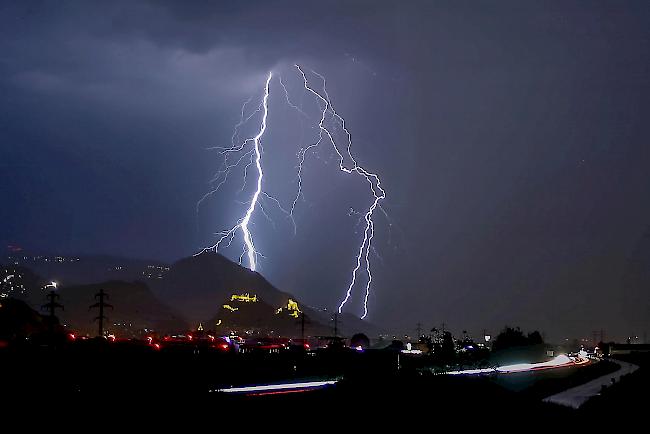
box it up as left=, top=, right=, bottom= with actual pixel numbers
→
left=447, top=354, right=587, bottom=376
left=542, top=359, right=639, bottom=409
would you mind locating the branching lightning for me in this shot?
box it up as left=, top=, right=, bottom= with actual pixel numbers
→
left=196, top=72, right=272, bottom=271
left=293, top=65, right=385, bottom=319
left=198, top=65, right=386, bottom=319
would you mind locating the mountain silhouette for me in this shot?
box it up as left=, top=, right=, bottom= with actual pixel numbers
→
left=150, top=252, right=385, bottom=337
left=57, top=280, right=188, bottom=336
left=151, top=252, right=298, bottom=320
left=6, top=252, right=169, bottom=287
left=5, top=251, right=385, bottom=337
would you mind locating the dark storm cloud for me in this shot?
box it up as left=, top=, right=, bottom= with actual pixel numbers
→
left=1, top=1, right=649, bottom=341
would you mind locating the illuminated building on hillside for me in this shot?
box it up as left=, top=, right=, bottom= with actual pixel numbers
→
left=276, top=298, right=301, bottom=318
left=231, top=293, right=258, bottom=303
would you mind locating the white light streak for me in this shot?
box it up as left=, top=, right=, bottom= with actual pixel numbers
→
left=447, top=354, right=577, bottom=375
left=216, top=379, right=337, bottom=394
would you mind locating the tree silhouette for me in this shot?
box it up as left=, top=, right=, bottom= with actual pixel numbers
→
left=493, top=326, right=545, bottom=351
left=440, top=331, right=456, bottom=362
left=527, top=330, right=544, bottom=345
left=350, top=332, right=370, bottom=349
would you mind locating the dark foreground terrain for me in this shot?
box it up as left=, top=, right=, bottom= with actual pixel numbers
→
left=2, top=339, right=647, bottom=422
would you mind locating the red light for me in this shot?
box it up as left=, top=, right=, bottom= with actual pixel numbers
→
left=219, top=343, right=229, bottom=351
left=68, top=333, right=76, bottom=341
left=187, top=335, right=193, bottom=341
left=153, top=343, right=161, bottom=350
left=304, top=343, right=310, bottom=349
left=247, top=389, right=311, bottom=397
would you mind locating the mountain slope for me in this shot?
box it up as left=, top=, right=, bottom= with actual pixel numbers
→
left=57, top=280, right=188, bottom=336
left=151, top=252, right=301, bottom=322
left=6, top=253, right=169, bottom=287
left=151, top=252, right=385, bottom=337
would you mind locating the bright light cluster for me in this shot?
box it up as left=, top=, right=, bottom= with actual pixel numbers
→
left=446, top=354, right=583, bottom=376
left=231, top=293, right=258, bottom=303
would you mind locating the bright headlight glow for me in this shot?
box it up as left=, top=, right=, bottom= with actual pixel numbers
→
left=447, top=354, right=579, bottom=376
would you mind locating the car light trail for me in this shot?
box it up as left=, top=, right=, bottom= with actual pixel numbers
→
left=214, top=379, right=338, bottom=395
left=446, top=354, right=588, bottom=376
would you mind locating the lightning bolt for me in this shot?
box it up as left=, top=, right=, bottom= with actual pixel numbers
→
left=198, top=65, right=386, bottom=319
left=197, top=71, right=272, bottom=271
left=293, top=65, right=386, bottom=319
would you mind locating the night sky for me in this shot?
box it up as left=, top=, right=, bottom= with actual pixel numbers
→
left=1, top=1, right=649, bottom=341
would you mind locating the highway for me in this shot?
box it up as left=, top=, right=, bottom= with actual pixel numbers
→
left=542, top=359, right=639, bottom=409
left=447, top=354, right=588, bottom=376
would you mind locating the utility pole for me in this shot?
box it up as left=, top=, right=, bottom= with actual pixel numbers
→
left=416, top=322, right=422, bottom=339
left=89, top=289, right=113, bottom=338
left=332, top=313, right=339, bottom=337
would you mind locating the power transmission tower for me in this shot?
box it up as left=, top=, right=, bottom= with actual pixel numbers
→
left=89, top=289, right=113, bottom=337
left=295, top=311, right=311, bottom=341
left=42, top=290, right=64, bottom=341
left=416, top=322, right=422, bottom=338
left=332, top=313, right=339, bottom=337
left=42, top=290, right=64, bottom=319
